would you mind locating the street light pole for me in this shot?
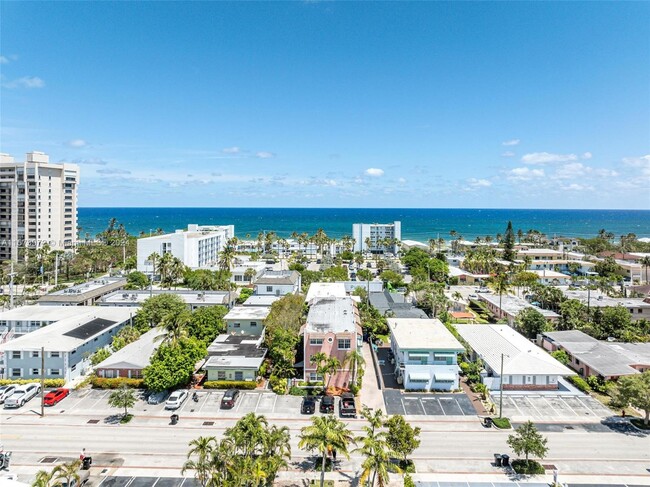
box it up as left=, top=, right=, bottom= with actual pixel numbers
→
left=499, top=352, right=505, bottom=419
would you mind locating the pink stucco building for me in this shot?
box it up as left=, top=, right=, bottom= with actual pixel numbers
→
left=301, top=296, right=362, bottom=389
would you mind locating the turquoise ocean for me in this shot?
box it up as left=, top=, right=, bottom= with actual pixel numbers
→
left=78, top=208, right=650, bottom=242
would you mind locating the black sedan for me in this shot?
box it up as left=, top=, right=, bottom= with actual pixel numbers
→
left=301, top=397, right=316, bottom=414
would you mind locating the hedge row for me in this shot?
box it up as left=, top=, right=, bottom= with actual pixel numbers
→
left=567, top=375, right=591, bottom=393
left=203, top=380, right=257, bottom=390
left=0, top=379, right=65, bottom=387
left=91, top=377, right=144, bottom=389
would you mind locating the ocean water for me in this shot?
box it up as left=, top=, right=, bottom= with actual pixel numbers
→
left=77, top=208, right=650, bottom=242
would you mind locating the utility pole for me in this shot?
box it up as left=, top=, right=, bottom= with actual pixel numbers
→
left=40, top=346, right=45, bottom=417
left=499, top=352, right=505, bottom=419
left=8, top=262, right=15, bottom=310
left=54, top=253, right=59, bottom=287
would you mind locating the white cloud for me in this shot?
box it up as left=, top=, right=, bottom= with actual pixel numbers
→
left=521, top=152, right=578, bottom=165
left=506, top=167, right=545, bottom=181
left=502, top=139, right=520, bottom=146
left=582, top=152, right=592, bottom=160
left=97, top=168, right=131, bottom=175
left=364, top=168, right=384, bottom=177
left=67, top=139, right=87, bottom=148
left=562, top=183, right=594, bottom=191
left=553, top=162, right=618, bottom=180
left=71, top=158, right=107, bottom=166
left=501, top=151, right=515, bottom=157
left=256, top=151, right=275, bottom=159
left=623, top=155, right=650, bottom=177
left=467, top=178, right=492, bottom=188
left=2, top=76, right=45, bottom=89
left=222, top=146, right=240, bottom=154
left=397, top=177, right=407, bottom=184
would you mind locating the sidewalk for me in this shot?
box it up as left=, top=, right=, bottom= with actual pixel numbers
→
left=460, top=376, right=489, bottom=416
left=358, top=342, right=385, bottom=413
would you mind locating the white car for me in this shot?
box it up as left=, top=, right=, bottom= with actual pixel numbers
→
left=4, top=383, right=41, bottom=408
left=165, top=390, right=188, bottom=410
left=0, top=384, right=17, bottom=404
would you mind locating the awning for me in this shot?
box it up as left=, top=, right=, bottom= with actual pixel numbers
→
left=408, top=372, right=430, bottom=381
left=408, top=352, right=429, bottom=358
left=434, top=372, right=457, bottom=382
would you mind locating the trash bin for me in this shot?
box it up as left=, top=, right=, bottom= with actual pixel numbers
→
left=493, top=453, right=502, bottom=467
left=170, top=414, right=179, bottom=425
left=82, top=457, right=92, bottom=470
left=501, top=454, right=510, bottom=467
left=483, top=417, right=492, bottom=428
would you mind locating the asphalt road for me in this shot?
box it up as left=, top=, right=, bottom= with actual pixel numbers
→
left=2, top=412, right=649, bottom=483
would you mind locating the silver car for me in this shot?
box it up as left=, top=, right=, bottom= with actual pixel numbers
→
left=165, top=390, right=188, bottom=410
left=4, top=383, right=40, bottom=408
left=0, top=384, right=17, bottom=404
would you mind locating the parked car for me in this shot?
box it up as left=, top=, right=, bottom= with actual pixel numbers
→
left=147, top=390, right=169, bottom=405
left=220, top=389, right=240, bottom=409
left=301, top=396, right=316, bottom=414
left=339, top=392, right=357, bottom=418
left=165, top=390, right=189, bottom=410
left=468, top=294, right=478, bottom=299
left=43, top=388, right=70, bottom=406
left=0, top=385, right=17, bottom=404
left=319, top=395, right=335, bottom=414
left=4, top=383, right=40, bottom=408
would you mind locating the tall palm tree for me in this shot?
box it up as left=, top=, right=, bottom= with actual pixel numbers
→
left=32, top=469, right=55, bottom=487
left=159, top=309, right=192, bottom=345
left=641, top=256, right=650, bottom=284
left=299, top=416, right=356, bottom=487
left=182, top=436, right=217, bottom=487
left=356, top=428, right=393, bottom=487
left=147, top=251, right=161, bottom=282
left=344, top=349, right=366, bottom=386
left=53, top=460, right=82, bottom=487
left=489, top=272, right=511, bottom=319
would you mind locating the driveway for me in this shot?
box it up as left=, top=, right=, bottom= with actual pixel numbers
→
left=384, top=389, right=476, bottom=416
left=375, top=346, right=400, bottom=389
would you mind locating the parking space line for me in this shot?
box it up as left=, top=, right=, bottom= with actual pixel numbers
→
left=541, top=396, right=562, bottom=418
left=556, top=396, right=579, bottom=417
left=454, top=398, right=465, bottom=416
left=575, top=395, right=600, bottom=417
left=271, top=394, right=278, bottom=413
left=89, top=391, right=109, bottom=410
left=437, top=399, right=446, bottom=416
left=506, top=396, right=525, bottom=417
left=253, top=393, right=262, bottom=412
left=524, top=396, right=544, bottom=418
left=178, top=394, right=195, bottom=413
left=197, top=393, right=209, bottom=414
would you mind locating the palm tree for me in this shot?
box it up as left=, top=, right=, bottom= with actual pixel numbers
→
left=357, top=428, right=393, bottom=487
left=108, top=385, right=136, bottom=418
left=641, top=256, right=650, bottom=284
left=219, top=238, right=237, bottom=271
left=299, top=416, right=356, bottom=487
left=344, top=349, right=366, bottom=387
left=489, top=272, right=511, bottom=319
left=182, top=436, right=217, bottom=487
left=159, top=309, right=192, bottom=345
left=53, top=460, right=83, bottom=487
left=147, top=251, right=161, bottom=282
left=32, top=469, right=55, bottom=487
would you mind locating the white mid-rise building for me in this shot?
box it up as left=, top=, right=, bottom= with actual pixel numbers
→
left=136, top=223, right=234, bottom=273
left=0, top=152, right=79, bottom=261
left=352, top=221, right=401, bottom=254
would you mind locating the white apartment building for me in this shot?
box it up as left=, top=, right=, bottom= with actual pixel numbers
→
left=136, top=224, right=235, bottom=273
left=0, top=152, right=79, bottom=261
left=352, top=221, right=401, bottom=254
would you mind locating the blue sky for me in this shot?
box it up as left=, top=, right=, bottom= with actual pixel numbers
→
left=1, top=2, right=649, bottom=209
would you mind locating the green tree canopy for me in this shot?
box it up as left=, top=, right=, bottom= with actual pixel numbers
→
left=108, top=385, right=137, bottom=417
left=143, top=337, right=206, bottom=392
left=610, top=371, right=650, bottom=426
left=385, top=414, right=421, bottom=463
left=126, top=271, right=149, bottom=290
left=135, top=293, right=187, bottom=328
left=516, top=308, right=549, bottom=338
left=322, top=265, right=348, bottom=282
left=188, top=305, right=227, bottom=344
left=507, top=421, right=549, bottom=465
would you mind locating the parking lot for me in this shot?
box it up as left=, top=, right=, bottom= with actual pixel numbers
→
left=0, top=389, right=312, bottom=418
left=384, top=389, right=476, bottom=416
left=95, top=477, right=199, bottom=487
left=500, top=394, right=613, bottom=421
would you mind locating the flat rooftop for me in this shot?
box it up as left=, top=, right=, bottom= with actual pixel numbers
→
left=388, top=318, right=464, bottom=351
left=38, top=277, right=126, bottom=303
left=254, top=270, right=300, bottom=285
left=479, top=293, right=559, bottom=319
left=455, top=324, right=575, bottom=377
left=207, top=334, right=267, bottom=358
left=242, top=295, right=282, bottom=307
left=530, top=270, right=570, bottom=278
left=561, top=290, right=650, bottom=309
left=0, top=307, right=133, bottom=352
left=305, top=297, right=360, bottom=334
left=224, top=306, right=270, bottom=321
left=0, top=305, right=103, bottom=323
left=306, top=283, right=347, bottom=303
left=99, top=290, right=232, bottom=306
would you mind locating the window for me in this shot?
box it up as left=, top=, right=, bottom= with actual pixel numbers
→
left=217, top=371, right=226, bottom=380
left=266, top=286, right=273, bottom=292
left=338, top=338, right=351, bottom=350
left=71, top=364, right=77, bottom=371
left=11, top=351, right=21, bottom=359
left=250, top=321, right=257, bottom=327
left=50, top=369, right=61, bottom=376
left=309, top=373, right=323, bottom=382
left=235, top=275, right=243, bottom=282
left=310, top=338, right=324, bottom=346
left=233, top=323, right=241, bottom=329
left=32, top=368, right=40, bottom=375
left=410, top=377, right=429, bottom=383
left=50, top=352, right=60, bottom=358
left=11, top=368, right=21, bottom=377
left=234, top=371, right=244, bottom=381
